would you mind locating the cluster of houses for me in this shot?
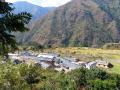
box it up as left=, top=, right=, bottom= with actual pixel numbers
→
left=8, top=51, right=113, bottom=72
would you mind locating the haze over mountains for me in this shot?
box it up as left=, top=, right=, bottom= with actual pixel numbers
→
left=16, top=0, right=120, bottom=47
left=13, top=1, right=55, bottom=20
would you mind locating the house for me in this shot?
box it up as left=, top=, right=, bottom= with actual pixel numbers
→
left=72, top=61, right=86, bottom=67
left=20, top=51, right=33, bottom=56
left=8, top=53, right=20, bottom=60
left=40, top=62, right=50, bottom=69
left=55, top=67, right=64, bottom=72
left=64, top=57, right=77, bottom=62
left=85, top=61, right=97, bottom=69
left=37, top=53, right=58, bottom=59
left=96, top=60, right=113, bottom=68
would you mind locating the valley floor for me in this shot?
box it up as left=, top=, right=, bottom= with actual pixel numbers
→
left=44, top=47, right=120, bottom=74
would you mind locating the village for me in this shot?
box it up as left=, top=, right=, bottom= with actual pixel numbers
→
left=8, top=51, right=113, bottom=72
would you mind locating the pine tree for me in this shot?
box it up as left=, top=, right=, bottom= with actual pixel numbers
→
left=0, top=1, right=32, bottom=58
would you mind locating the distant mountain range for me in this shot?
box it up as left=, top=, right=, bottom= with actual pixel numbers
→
left=13, top=1, right=55, bottom=20
left=16, top=0, right=120, bottom=47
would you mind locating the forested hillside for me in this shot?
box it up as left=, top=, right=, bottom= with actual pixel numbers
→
left=16, top=0, right=120, bottom=47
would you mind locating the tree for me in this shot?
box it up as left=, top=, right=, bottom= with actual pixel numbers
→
left=0, top=1, right=32, bottom=57
left=28, top=42, right=44, bottom=52
left=19, top=65, right=41, bottom=90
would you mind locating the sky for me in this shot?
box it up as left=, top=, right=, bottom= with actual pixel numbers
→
left=6, top=0, right=71, bottom=7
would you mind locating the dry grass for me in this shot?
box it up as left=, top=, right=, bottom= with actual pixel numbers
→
left=44, top=47, right=120, bottom=74
left=45, top=47, right=120, bottom=60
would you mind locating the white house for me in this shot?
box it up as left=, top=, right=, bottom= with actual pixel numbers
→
left=8, top=53, right=20, bottom=60
left=85, top=61, right=97, bottom=69
left=40, top=62, right=50, bottom=69
left=37, top=53, right=58, bottom=59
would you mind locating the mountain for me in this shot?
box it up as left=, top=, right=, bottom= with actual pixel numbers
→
left=16, top=0, right=120, bottom=47
left=13, top=1, right=55, bottom=20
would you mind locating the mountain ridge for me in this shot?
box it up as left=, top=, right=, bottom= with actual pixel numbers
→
left=16, top=0, right=120, bottom=47
left=13, top=1, right=55, bottom=20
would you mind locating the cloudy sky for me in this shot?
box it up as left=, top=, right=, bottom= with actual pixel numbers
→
left=6, top=0, right=71, bottom=7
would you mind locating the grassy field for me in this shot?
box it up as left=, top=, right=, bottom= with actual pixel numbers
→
left=108, top=62, right=120, bottom=74
left=45, top=47, right=120, bottom=60
left=44, top=47, right=120, bottom=74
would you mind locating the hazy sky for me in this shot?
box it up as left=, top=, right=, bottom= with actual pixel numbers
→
left=6, top=0, right=71, bottom=7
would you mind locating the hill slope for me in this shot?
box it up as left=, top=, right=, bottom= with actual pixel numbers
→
left=13, top=1, right=55, bottom=20
left=16, top=0, right=120, bottom=47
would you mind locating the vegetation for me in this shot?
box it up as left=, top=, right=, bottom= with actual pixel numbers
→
left=45, top=47, right=120, bottom=60
left=102, top=43, right=120, bottom=50
left=0, top=1, right=31, bottom=57
left=0, top=62, right=119, bottom=90
left=19, top=42, right=45, bottom=52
